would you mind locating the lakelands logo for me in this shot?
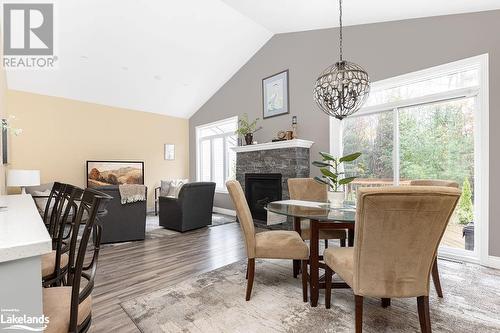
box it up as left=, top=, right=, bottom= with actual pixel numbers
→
left=3, top=3, right=57, bottom=68
left=0, top=309, right=49, bottom=331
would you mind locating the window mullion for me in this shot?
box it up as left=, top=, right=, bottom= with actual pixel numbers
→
left=210, top=138, right=215, bottom=183
left=393, top=108, right=400, bottom=186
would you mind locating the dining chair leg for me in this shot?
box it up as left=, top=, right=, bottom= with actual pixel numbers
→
left=355, top=295, right=363, bottom=333
left=324, top=239, right=329, bottom=249
left=325, top=266, right=332, bottom=309
left=309, top=220, right=320, bottom=307
left=301, top=260, right=308, bottom=302
left=431, top=258, right=443, bottom=298
left=417, top=296, right=431, bottom=333
left=293, top=260, right=300, bottom=278
left=246, top=258, right=255, bottom=301
left=381, top=298, right=391, bottom=308
left=340, top=238, right=346, bottom=247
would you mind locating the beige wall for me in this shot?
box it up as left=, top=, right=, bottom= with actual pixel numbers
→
left=7, top=90, right=189, bottom=209
left=189, top=10, right=500, bottom=256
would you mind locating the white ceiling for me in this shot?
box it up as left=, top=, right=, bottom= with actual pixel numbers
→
left=5, top=0, right=272, bottom=118
left=222, top=0, right=500, bottom=33
left=6, top=0, right=500, bottom=118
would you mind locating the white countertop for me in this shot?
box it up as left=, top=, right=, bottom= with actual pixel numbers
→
left=231, top=139, right=314, bottom=153
left=0, top=194, right=52, bottom=263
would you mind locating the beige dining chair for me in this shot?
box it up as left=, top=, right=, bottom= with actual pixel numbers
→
left=410, top=179, right=459, bottom=298
left=323, top=186, right=461, bottom=333
left=288, top=178, right=347, bottom=247
left=226, top=180, right=309, bottom=301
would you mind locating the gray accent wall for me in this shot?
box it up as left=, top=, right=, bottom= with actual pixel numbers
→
left=189, top=10, right=500, bottom=257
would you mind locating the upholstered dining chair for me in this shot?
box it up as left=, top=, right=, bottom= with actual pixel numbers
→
left=226, top=180, right=309, bottom=301
left=410, top=179, right=459, bottom=298
left=323, top=186, right=461, bottom=333
left=43, top=188, right=111, bottom=333
left=288, top=178, right=347, bottom=247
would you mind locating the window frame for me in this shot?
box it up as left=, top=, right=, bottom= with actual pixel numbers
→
left=196, top=116, right=238, bottom=193
left=330, top=54, right=490, bottom=266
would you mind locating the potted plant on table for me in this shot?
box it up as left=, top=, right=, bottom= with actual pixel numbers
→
left=313, top=151, right=362, bottom=206
left=235, top=114, right=262, bottom=145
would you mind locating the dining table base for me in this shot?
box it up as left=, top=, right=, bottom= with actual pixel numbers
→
left=293, top=217, right=355, bottom=307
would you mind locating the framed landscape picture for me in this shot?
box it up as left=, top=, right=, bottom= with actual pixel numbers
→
left=262, top=69, right=289, bottom=119
left=86, top=160, right=144, bottom=188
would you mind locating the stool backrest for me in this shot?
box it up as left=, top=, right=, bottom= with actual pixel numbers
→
left=66, top=188, right=111, bottom=332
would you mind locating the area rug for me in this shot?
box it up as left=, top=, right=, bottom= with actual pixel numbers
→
left=121, top=259, right=500, bottom=333
left=210, top=213, right=236, bottom=227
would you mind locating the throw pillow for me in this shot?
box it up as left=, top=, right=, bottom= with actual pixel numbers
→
left=172, top=179, right=189, bottom=198
left=160, top=180, right=171, bottom=197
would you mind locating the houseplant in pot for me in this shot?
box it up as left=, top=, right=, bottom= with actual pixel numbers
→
left=313, top=151, right=361, bottom=206
left=235, top=114, right=262, bottom=145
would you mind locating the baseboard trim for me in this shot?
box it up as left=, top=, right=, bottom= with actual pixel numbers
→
left=213, top=207, right=236, bottom=216
left=484, top=255, right=500, bottom=269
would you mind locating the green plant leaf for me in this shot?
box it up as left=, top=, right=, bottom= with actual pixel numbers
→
left=314, top=176, right=329, bottom=185
left=338, top=177, right=356, bottom=185
left=320, top=168, right=337, bottom=179
left=319, top=152, right=336, bottom=162
left=339, top=152, right=362, bottom=163
left=312, top=161, right=330, bottom=167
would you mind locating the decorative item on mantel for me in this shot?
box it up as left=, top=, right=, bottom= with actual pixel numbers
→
left=235, top=113, right=262, bottom=145
left=313, top=0, right=370, bottom=120
left=272, top=116, right=298, bottom=142
left=313, top=151, right=361, bottom=206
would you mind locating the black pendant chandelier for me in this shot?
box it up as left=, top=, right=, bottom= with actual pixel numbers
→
left=313, top=0, right=370, bottom=120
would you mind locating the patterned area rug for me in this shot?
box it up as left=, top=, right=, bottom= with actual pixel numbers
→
left=121, top=259, right=500, bottom=333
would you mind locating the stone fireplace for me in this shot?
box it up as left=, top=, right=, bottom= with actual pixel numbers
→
left=232, top=139, right=313, bottom=228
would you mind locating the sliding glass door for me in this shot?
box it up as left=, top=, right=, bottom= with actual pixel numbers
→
left=334, top=56, right=488, bottom=260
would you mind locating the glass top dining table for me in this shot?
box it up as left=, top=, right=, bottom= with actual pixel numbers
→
left=266, top=200, right=356, bottom=223
left=266, top=200, right=357, bottom=307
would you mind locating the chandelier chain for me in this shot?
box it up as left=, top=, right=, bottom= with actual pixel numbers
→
left=339, top=0, right=343, bottom=62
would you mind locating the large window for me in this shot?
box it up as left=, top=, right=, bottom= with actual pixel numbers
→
left=196, top=117, right=237, bottom=191
left=331, top=55, right=489, bottom=260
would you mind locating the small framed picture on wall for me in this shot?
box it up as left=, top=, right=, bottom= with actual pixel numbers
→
left=164, top=144, right=175, bottom=160
left=262, top=69, right=289, bottom=119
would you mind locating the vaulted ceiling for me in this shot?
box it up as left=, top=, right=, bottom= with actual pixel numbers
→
left=6, top=0, right=500, bottom=119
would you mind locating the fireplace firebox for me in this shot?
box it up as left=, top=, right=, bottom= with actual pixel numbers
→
left=245, top=173, right=282, bottom=222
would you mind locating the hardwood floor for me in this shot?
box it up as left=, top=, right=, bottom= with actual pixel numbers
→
left=90, top=223, right=246, bottom=332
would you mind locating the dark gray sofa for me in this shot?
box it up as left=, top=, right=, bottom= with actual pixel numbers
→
left=159, top=182, right=215, bottom=232
left=95, top=185, right=147, bottom=243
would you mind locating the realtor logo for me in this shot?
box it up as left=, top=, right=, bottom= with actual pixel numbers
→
left=3, top=3, right=56, bottom=68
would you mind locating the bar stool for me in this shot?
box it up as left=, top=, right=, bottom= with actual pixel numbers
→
left=42, top=188, right=111, bottom=333
left=42, top=185, right=83, bottom=287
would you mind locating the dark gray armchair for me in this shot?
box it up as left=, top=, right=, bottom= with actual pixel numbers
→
left=95, top=185, right=147, bottom=243
left=159, top=182, right=216, bottom=232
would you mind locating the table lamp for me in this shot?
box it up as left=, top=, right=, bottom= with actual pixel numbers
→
left=7, top=169, right=41, bottom=194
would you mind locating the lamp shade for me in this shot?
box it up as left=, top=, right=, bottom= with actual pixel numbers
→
left=7, top=169, right=41, bottom=187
